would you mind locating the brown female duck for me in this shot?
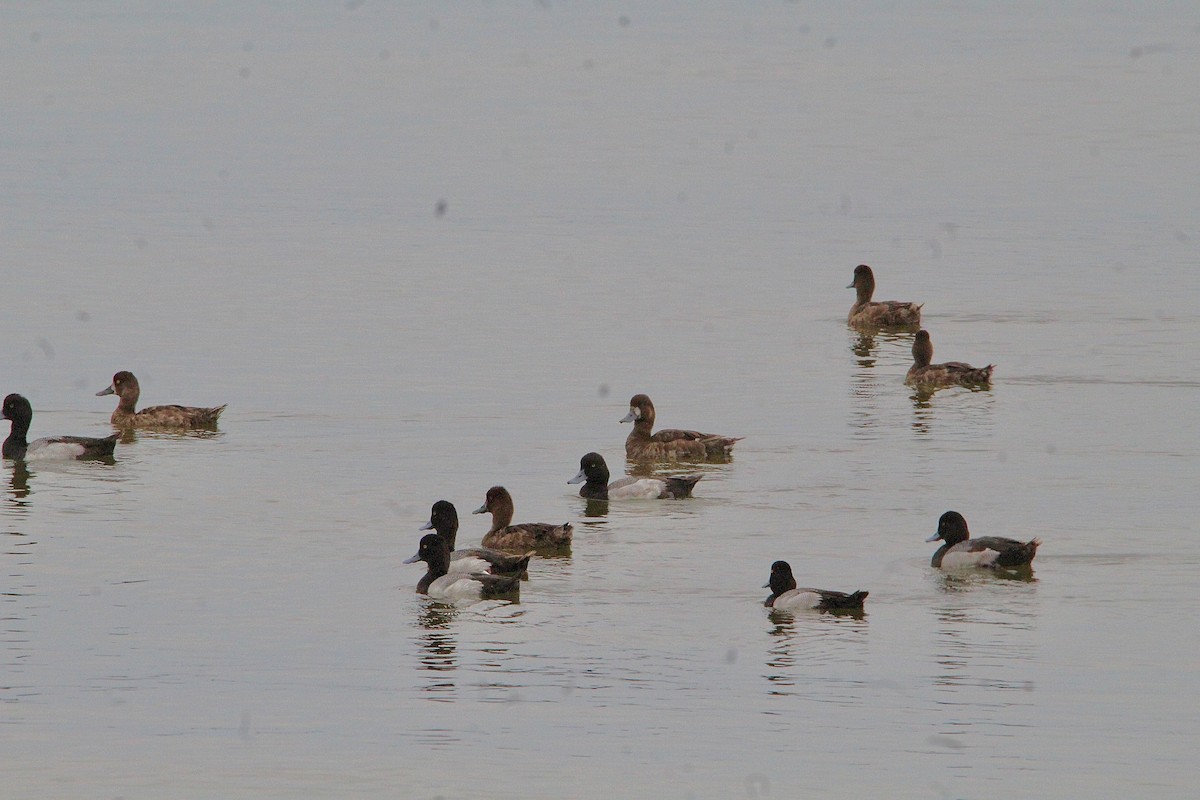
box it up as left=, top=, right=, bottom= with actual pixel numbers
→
left=422, top=500, right=533, bottom=578
left=620, top=394, right=741, bottom=461
left=904, top=330, right=993, bottom=389
left=96, top=371, right=226, bottom=428
left=472, top=486, right=573, bottom=553
left=847, top=264, right=922, bottom=328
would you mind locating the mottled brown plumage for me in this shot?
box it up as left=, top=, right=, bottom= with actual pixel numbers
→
left=847, top=264, right=922, bottom=328
left=472, top=486, right=573, bottom=554
left=904, top=330, right=994, bottom=389
left=97, top=371, right=226, bottom=428
left=621, top=394, right=741, bottom=461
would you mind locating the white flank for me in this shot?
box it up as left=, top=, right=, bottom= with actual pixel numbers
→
left=447, top=555, right=492, bottom=575
left=941, top=548, right=1000, bottom=569
left=25, top=439, right=87, bottom=460
left=773, top=590, right=822, bottom=611
left=609, top=478, right=667, bottom=500
left=427, top=575, right=484, bottom=603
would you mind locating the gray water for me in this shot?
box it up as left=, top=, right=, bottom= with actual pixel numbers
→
left=2, top=2, right=1198, bottom=798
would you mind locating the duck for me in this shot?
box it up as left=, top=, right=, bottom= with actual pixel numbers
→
left=96, top=371, right=226, bottom=428
left=620, top=394, right=741, bottom=460
left=472, top=486, right=573, bottom=552
left=847, top=264, right=923, bottom=328
left=567, top=451, right=700, bottom=500
left=926, top=511, right=1039, bottom=569
left=763, top=560, right=868, bottom=611
left=905, top=330, right=994, bottom=389
left=421, top=500, right=534, bottom=578
left=2, top=393, right=119, bottom=461
left=403, top=533, right=521, bottom=603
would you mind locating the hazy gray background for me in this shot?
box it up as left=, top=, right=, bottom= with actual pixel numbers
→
left=2, top=2, right=1197, bottom=798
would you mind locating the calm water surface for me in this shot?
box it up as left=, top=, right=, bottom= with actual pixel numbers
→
left=2, top=2, right=1198, bottom=798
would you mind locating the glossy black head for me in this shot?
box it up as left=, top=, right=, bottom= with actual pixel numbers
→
left=423, top=500, right=459, bottom=541
left=930, top=510, right=970, bottom=545
left=764, top=560, right=798, bottom=596
left=2, top=394, right=32, bottom=426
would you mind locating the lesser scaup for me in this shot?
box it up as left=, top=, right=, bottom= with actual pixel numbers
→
left=96, top=371, right=226, bottom=428
left=621, top=394, right=741, bottom=460
left=421, top=500, right=533, bottom=578
left=926, top=511, right=1039, bottom=569
left=403, top=534, right=521, bottom=602
left=2, top=394, right=118, bottom=461
left=763, top=560, right=868, bottom=611
left=472, top=486, right=573, bottom=553
left=905, top=330, right=994, bottom=389
left=847, top=264, right=922, bottom=328
left=568, top=452, right=700, bottom=499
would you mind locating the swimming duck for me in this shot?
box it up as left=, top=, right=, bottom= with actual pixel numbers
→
left=763, top=560, right=868, bottom=611
left=403, top=533, right=521, bottom=603
left=621, top=394, right=741, bottom=460
left=568, top=452, right=701, bottom=500
left=472, top=486, right=573, bottom=552
left=2, top=393, right=119, bottom=461
left=926, top=511, right=1039, bottom=569
left=421, top=500, right=534, bottom=578
left=847, top=264, right=923, bottom=328
left=96, top=371, right=226, bottom=428
left=905, top=330, right=994, bottom=389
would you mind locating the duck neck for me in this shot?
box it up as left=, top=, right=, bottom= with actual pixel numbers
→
left=579, top=477, right=609, bottom=500
left=489, top=504, right=514, bottom=533
left=115, top=392, right=138, bottom=415
left=416, top=549, right=451, bottom=594
left=2, top=423, right=27, bottom=459
left=627, top=417, right=655, bottom=441
left=5, top=415, right=30, bottom=446
left=912, top=336, right=933, bottom=368
left=435, top=519, right=458, bottom=550
left=853, top=278, right=874, bottom=307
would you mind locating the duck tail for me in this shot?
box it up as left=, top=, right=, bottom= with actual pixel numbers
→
left=665, top=474, right=703, bottom=498
left=517, top=551, right=535, bottom=580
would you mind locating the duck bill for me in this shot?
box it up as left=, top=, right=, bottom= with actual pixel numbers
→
left=96, top=385, right=115, bottom=397
left=762, top=581, right=770, bottom=589
left=567, top=468, right=586, bottom=485
left=471, top=504, right=487, bottom=515
left=925, top=532, right=942, bottom=542
left=619, top=410, right=636, bottom=423
left=402, top=553, right=422, bottom=564
left=846, top=281, right=855, bottom=289
left=419, top=521, right=433, bottom=531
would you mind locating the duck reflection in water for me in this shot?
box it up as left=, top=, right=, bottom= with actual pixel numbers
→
left=415, top=604, right=459, bottom=701
left=582, top=498, right=609, bottom=519
left=7, top=462, right=32, bottom=508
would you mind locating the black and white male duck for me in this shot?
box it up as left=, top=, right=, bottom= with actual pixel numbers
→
left=621, top=394, right=741, bottom=461
left=2, top=393, right=118, bottom=461
left=421, top=500, right=533, bottom=578
left=473, top=486, right=573, bottom=553
left=847, top=264, right=922, bottom=328
left=763, top=560, right=868, bottom=612
left=926, top=511, right=1040, bottom=569
left=403, top=534, right=521, bottom=603
left=904, top=330, right=994, bottom=389
left=96, top=371, right=226, bottom=428
left=568, top=452, right=701, bottom=500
